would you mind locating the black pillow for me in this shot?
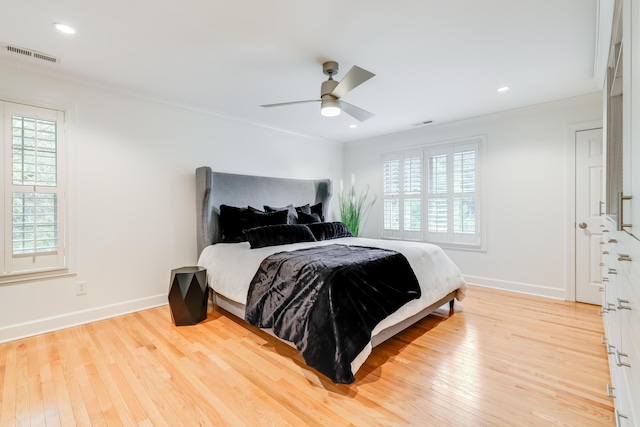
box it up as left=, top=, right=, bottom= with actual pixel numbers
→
left=264, top=204, right=297, bottom=224
left=306, top=221, right=353, bottom=241
left=219, top=204, right=258, bottom=242
left=295, top=204, right=311, bottom=215
left=254, top=209, right=290, bottom=226
left=297, top=211, right=321, bottom=224
left=310, top=202, right=324, bottom=221
left=243, top=224, right=317, bottom=249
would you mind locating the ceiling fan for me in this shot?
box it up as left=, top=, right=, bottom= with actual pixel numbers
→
left=260, top=61, right=376, bottom=122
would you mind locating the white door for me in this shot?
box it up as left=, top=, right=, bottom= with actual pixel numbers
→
left=575, top=128, right=604, bottom=304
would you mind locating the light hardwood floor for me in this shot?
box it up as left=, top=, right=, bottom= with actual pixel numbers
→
left=0, top=285, right=614, bottom=426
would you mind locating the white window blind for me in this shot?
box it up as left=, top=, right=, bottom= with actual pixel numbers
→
left=1, top=101, right=67, bottom=277
left=382, top=138, right=482, bottom=248
left=382, top=151, right=423, bottom=240
left=382, top=156, right=400, bottom=231
left=426, top=142, right=480, bottom=246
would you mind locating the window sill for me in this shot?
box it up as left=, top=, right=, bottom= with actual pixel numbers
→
left=0, top=269, right=75, bottom=286
left=380, top=236, right=486, bottom=253
left=433, top=242, right=487, bottom=253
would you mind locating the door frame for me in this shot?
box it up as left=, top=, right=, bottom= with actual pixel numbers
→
left=566, top=120, right=603, bottom=302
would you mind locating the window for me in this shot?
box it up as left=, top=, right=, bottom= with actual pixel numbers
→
left=1, top=101, right=68, bottom=279
left=382, top=137, right=483, bottom=249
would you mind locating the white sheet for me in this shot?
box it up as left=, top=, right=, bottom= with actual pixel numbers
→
left=197, top=237, right=467, bottom=374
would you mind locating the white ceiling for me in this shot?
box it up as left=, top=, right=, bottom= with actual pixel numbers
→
left=0, top=0, right=600, bottom=142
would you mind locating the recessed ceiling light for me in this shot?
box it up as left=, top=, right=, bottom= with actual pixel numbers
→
left=497, top=86, right=510, bottom=93
left=54, top=23, right=76, bottom=34
left=349, top=124, right=357, bottom=128
left=412, top=120, right=433, bottom=127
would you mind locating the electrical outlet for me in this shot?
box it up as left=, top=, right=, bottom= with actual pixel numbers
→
left=76, top=281, right=88, bottom=295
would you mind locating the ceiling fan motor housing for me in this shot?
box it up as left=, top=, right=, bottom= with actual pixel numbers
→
left=321, top=79, right=339, bottom=98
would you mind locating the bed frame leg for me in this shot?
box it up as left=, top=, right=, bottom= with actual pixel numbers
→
left=448, top=299, right=455, bottom=316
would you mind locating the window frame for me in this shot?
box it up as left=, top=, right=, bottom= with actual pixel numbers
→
left=0, top=98, right=73, bottom=283
left=381, top=135, right=486, bottom=251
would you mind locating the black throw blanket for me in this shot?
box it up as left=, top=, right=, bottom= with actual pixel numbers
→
left=245, top=244, right=421, bottom=383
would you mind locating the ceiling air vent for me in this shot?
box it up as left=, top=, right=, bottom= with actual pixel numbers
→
left=412, top=120, right=433, bottom=127
left=1, top=43, right=59, bottom=64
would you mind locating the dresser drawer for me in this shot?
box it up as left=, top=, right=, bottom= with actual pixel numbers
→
left=601, top=228, right=639, bottom=425
left=617, top=318, right=639, bottom=425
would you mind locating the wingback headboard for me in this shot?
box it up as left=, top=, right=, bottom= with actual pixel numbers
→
left=195, top=167, right=333, bottom=256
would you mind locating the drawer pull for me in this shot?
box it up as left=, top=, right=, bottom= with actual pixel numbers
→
left=599, top=306, right=608, bottom=315
left=608, top=344, right=616, bottom=355
left=606, top=383, right=616, bottom=398
left=600, top=263, right=605, bottom=267
left=617, top=298, right=632, bottom=310
left=608, top=239, right=617, bottom=243
left=603, top=251, right=609, bottom=255
left=600, top=241, right=605, bottom=245
left=601, top=336, right=607, bottom=345
left=607, top=303, right=617, bottom=311
left=615, top=350, right=631, bottom=368
left=608, top=268, right=617, bottom=275
left=599, top=287, right=605, bottom=292
left=617, top=254, right=632, bottom=262
left=602, top=277, right=609, bottom=282
left=615, top=410, right=628, bottom=427
left=617, top=192, right=633, bottom=231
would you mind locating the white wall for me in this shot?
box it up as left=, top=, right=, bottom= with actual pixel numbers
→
left=344, top=93, right=602, bottom=299
left=0, top=65, right=343, bottom=343
left=0, top=63, right=603, bottom=343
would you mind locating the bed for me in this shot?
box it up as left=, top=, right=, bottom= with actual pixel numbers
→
left=195, top=166, right=467, bottom=383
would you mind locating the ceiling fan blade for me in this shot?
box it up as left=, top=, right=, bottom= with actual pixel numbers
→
left=260, top=100, right=319, bottom=108
left=340, top=101, right=374, bottom=122
left=331, top=66, right=375, bottom=99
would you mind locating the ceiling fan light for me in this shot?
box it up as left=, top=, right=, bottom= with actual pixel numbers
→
left=321, top=99, right=341, bottom=117
left=321, top=106, right=341, bottom=117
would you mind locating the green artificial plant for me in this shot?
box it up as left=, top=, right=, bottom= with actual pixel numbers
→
left=338, top=174, right=376, bottom=237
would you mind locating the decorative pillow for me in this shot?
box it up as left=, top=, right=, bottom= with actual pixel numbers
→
left=219, top=204, right=258, bottom=242
left=297, top=211, right=321, bottom=224
left=310, top=202, right=324, bottom=221
left=295, top=204, right=311, bottom=215
left=264, top=204, right=298, bottom=224
left=243, top=224, right=317, bottom=249
left=254, top=209, right=290, bottom=226
left=306, top=221, right=352, bottom=241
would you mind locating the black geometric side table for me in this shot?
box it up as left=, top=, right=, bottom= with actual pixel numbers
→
left=168, top=266, right=207, bottom=326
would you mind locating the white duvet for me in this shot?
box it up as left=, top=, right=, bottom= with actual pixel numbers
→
left=197, top=237, right=467, bottom=374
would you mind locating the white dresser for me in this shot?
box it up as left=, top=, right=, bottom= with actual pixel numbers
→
left=601, top=0, right=640, bottom=424
left=601, top=227, right=640, bottom=426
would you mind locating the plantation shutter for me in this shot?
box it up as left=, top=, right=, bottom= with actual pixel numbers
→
left=3, top=102, right=66, bottom=275
left=382, top=154, right=401, bottom=235
left=382, top=151, right=423, bottom=240
left=425, top=142, right=480, bottom=246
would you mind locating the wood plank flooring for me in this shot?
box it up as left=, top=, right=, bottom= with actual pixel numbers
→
left=0, top=285, right=614, bottom=426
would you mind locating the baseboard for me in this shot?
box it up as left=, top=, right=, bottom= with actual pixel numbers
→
left=0, top=277, right=566, bottom=344
left=0, top=294, right=168, bottom=344
left=463, top=275, right=567, bottom=300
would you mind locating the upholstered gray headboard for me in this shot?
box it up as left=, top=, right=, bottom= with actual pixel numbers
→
left=195, top=167, right=333, bottom=256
